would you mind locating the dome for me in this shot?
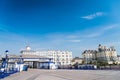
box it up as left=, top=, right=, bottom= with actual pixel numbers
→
left=26, top=46, right=31, bottom=51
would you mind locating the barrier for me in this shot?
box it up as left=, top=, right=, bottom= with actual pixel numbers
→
left=23, top=65, right=28, bottom=71
left=0, top=68, right=18, bottom=79
left=78, top=65, right=97, bottom=70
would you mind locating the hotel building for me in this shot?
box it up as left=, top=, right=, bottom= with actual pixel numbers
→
left=97, top=44, right=117, bottom=64
left=82, top=44, right=118, bottom=64
left=82, top=50, right=97, bottom=64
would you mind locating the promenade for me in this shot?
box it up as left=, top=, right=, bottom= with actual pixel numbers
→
left=2, top=69, right=120, bottom=80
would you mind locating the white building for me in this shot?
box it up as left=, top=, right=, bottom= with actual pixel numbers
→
left=117, top=55, right=120, bottom=64
left=21, top=46, right=73, bottom=66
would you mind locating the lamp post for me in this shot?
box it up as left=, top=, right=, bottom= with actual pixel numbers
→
left=5, top=50, right=9, bottom=72
left=20, top=55, right=23, bottom=64
left=5, top=50, right=9, bottom=64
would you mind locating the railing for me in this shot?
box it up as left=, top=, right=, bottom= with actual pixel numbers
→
left=0, top=67, right=18, bottom=79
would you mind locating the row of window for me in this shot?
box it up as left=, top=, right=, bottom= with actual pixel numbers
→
left=23, top=52, right=72, bottom=57
left=54, top=61, right=71, bottom=64
left=54, top=59, right=71, bottom=61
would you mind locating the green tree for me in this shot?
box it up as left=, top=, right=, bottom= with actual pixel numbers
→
left=89, top=61, right=93, bottom=64
left=97, top=61, right=108, bottom=69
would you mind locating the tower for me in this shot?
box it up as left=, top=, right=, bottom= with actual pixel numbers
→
left=98, top=44, right=102, bottom=52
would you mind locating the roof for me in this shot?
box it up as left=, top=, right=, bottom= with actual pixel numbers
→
left=72, top=57, right=83, bottom=62
left=22, top=54, right=50, bottom=59
left=8, top=54, right=20, bottom=58
left=74, top=57, right=82, bottom=59
left=8, top=54, right=51, bottom=59
left=82, top=50, right=97, bottom=54
left=20, top=50, right=35, bottom=53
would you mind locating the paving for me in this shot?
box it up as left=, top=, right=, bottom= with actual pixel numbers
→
left=1, top=69, right=120, bottom=80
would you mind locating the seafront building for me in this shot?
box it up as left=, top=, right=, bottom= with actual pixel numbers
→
left=0, top=46, right=72, bottom=69
left=71, top=57, right=83, bottom=65
left=8, top=54, right=53, bottom=69
left=82, top=50, right=97, bottom=64
left=21, top=46, right=73, bottom=66
left=97, top=44, right=117, bottom=64
left=82, top=44, right=118, bottom=64
left=116, top=55, right=120, bottom=64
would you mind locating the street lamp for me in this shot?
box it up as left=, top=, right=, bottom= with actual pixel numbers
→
left=20, top=55, right=23, bottom=64
left=5, top=50, right=9, bottom=72
left=5, top=50, right=9, bottom=65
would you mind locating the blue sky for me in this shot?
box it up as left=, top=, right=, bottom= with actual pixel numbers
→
left=0, top=0, right=120, bottom=57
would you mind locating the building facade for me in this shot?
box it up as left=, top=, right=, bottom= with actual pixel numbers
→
left=1, top=54, right=54, bottom=69
left=82, top=44, right=118, bottom=64
left=71, top=57, right=83, bottom=65
left=21, top=46, right=73, bottom=66
left=82, top=50, right=97, bottom=64
left=117, top=55, right=120, bottom=64
left=97, top=44, right=117, bottom=64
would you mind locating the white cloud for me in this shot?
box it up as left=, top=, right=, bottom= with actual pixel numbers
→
left=103, top=24, right=118, bottom=30
left=68, top=39, right=81, bottom=43
left=81, top=12, right=105, bottom=20
left=84, top=24, right=119, bottom=38
left=86, top=33, right=102, bottom=38
left=104, top=41, right=120, bottom=46
left=66, top=35, right=78, bottom=39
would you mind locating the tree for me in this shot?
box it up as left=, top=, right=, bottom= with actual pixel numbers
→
left=82, top=60, right=84, bottom=64
left=89, top=61, right=93, bottom=64
left=97, top=61, right=108, bottom=69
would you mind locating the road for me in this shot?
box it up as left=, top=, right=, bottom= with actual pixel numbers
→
left=2, top=69, right=120, bottom=80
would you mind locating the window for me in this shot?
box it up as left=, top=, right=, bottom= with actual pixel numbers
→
left=66, top=55, right=68, bottom=57
left=66, top=61, right=68, bottom=63
left=66, top=58, right=68, bottom=60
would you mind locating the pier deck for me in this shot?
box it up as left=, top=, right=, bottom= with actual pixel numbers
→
left=2, top=69, right=120, bottom=80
